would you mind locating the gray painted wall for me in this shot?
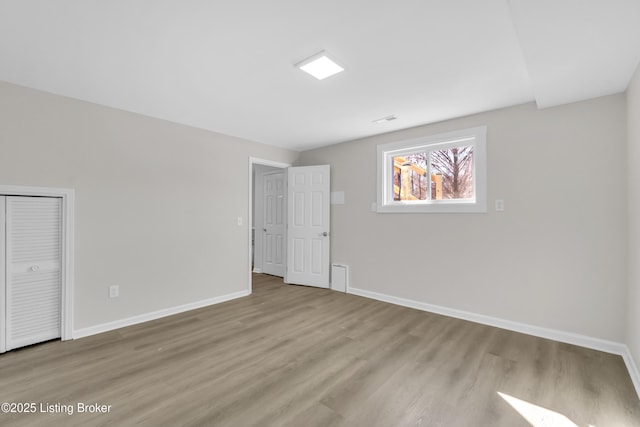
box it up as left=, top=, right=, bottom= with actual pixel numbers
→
left=298, top=96, right=628, bottom=342
left=0, top=81, right=297, bottom=330
left=628, top=63, right=640, bottom=369
left=0, top=78, right=634, bottom=354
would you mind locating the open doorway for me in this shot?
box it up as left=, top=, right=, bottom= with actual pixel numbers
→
left=253, top=165, right=286, bottom=277
left=248, top=158, right=290, bottom=293
left=247, top=158, right=332, bottom=293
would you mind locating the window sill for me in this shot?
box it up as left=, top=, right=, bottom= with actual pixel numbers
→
left=376, top=200, right=487, bottom=214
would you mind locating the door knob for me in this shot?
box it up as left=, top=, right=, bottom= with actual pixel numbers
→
left=30, top=265, right=39, bottom=272
left=321, top=232, right=329, bottom=237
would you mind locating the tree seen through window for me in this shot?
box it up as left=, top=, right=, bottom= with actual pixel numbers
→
left=393, top=145, right=473, bottom=201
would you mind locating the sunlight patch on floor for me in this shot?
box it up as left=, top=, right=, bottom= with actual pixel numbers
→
left=498, top=392, right=582, bottom=427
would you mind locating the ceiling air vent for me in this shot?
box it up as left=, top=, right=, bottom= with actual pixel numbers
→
left=373, top=115, right=397, bottom=124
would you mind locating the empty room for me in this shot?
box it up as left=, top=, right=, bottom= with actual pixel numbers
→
left=1, top=1, right=640, bottom=426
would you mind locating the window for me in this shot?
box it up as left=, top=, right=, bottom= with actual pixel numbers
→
left=376, top=126, right=487, bottom=213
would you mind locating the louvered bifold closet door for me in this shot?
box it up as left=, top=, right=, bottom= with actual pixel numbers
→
left=5, top=196, right=62, bottom=351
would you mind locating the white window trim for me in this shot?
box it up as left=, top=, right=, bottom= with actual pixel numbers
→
left=376, top=126, right=487, bottom=213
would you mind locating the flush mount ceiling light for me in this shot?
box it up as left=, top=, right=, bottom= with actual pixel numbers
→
left=295, top=50, right=344, bottom=80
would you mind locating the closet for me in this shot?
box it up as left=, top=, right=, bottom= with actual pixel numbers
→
left=0, top=196, right=62, bottom=353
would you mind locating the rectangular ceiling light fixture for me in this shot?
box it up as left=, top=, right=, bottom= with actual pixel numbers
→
left=296, top=50, right=344, bottom=80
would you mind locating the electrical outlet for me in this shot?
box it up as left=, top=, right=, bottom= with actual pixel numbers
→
left=109, top=285, right=119, bottom=298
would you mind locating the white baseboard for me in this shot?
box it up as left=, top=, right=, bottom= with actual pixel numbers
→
left=622, top=347, right=640, bottom=400
left=73, top=290, right=250, bottom=339
left=348, top=286, right=640, bottom=399
left=253, top=267, right=263, bottom=273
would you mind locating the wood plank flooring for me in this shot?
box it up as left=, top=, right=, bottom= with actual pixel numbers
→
left=1, top=273, right=639, bottom=426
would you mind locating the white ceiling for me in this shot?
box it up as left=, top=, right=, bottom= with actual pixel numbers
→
left=1, top=0, right=639, bottom=151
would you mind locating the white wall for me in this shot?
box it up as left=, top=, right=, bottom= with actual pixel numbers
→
left=0, top=81, right=298, bottom=331
left=628, top=63, right=640, bottom=368
left=299, top=96, right=628, bottom=342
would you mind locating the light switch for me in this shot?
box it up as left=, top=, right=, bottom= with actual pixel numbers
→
left=495, top=199, right=505, bottom=212
left=109, top=285, right=119, bottom=298
left=237, top=216, right=243, bottom=226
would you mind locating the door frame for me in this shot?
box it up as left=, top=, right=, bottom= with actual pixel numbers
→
left=248, top=158, right=291, bottom=293
left=0, top=185, right=75, bottom=346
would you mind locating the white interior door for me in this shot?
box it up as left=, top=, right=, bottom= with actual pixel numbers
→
left=3, top=196, right=62, bottom=352
left=286, top=165, right=330, bottom=287
left=262, top=171, right=286, bottom=277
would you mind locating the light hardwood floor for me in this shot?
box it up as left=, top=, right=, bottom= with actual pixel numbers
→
left=1, top=273, right=639, bottom=426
